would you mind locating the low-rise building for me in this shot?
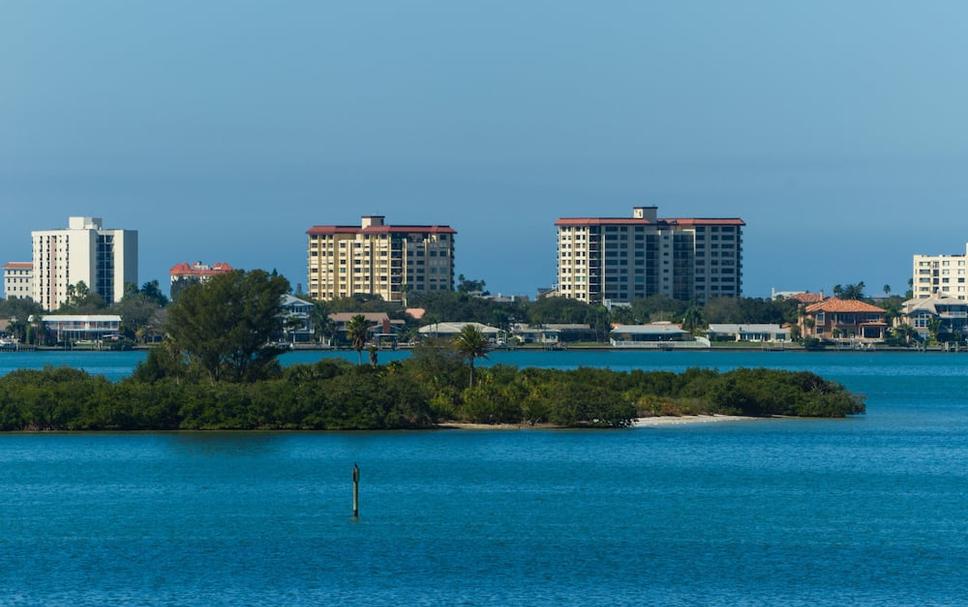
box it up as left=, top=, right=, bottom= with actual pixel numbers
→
left=169, top=261, right=233, bottom=300
left=609, top=323, right=710, bottom=348
left=37, top=314, right=122, bottom=342
left=799, top=298, right=887, bottom=342
left=510, top=323, right=597, bottom=344
left=329, top=312, right=405, bottom=344
left=3, top=262, right=33, bottom=300
left=898, top=297, right=968, bottom=341
left=418, top=322, right=503, bottom=343
left=707, top=323, right=791, bottom=343
left=279, top=294, right=315, bottom=343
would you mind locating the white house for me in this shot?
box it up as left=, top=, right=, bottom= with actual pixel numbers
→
left=609, top=323, right=710, bottom=348
left=707, top=324, right=791, bottom=343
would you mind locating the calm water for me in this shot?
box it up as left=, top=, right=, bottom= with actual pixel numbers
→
left=1, top=351, right=967, bottom=606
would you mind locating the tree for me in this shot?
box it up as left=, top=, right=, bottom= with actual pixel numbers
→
left=833, top=282, right=865, bottom=300
left=139, top=280, right=169, bottom=307
left=59, top=281, right=106, bottom=313
left=681, top=305, right=706, bottom=335
left=310, top=302, right=335, bottom=345
left=163, top=270, right=290, bottom=382
left=346, top=314, right=370, bottom=366
left=453, top=324, right=489, bottom=387
left=883, top=284, right=891, bottom=297
left=368, top=344, right=379, bottom=367
left=457, top=274, right=488, bottom=294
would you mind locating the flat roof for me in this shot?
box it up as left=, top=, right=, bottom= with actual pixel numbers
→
left=555, top=217, right=744, bottom=227
left=307, top=225, right=456, bottom=236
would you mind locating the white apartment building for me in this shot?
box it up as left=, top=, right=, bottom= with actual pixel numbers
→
left=913, top=243, right=968, bottom=300
left=3, top=262, right=33, bottom=300
left=307, top=215, right=455, bottom=302
left=556, top=206, right=744, bottom=304
left=31, top=217, right=138, bottom=310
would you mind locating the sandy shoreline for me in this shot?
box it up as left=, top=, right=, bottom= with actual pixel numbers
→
left=436, top=415, right=762, bottom=431
left=632, top=414, right=760, bottom=427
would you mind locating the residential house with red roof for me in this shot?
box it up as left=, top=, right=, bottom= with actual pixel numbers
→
left=169, top=261, right=233, bottom=300
left=799, top=297, right=888, bottom=342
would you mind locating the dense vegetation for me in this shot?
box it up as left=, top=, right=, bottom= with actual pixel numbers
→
left=0, top=355, right=865, bottom=432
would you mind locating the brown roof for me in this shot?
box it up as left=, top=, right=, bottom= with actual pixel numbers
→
left=805, top=298, right=886, bottom=314
left=554, top=217, right=745, bottom=227
left=3, top=262, right=32, bottom=270
left=328, top=312, right=390, bottom=323
left=307, top=225, right=456, bottom=236
left=788, top=292, right=825, bottom=304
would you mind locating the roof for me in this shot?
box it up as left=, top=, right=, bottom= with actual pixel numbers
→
left=170, top=262, right=233, bottom=277
left=510, top=323, right=592, bottom=332
left=610, top=323, right=687, bottom=335
left=804, top=298, right=886, bottom=314
left=786, top=292, right=825, bottom=304
left=555, top=217, right=744, bottom=227
left=708, top=324, right=789, bottom=334
left=3, top=262, right=32, bottom=270
left=404, top=307, right=426, bottom=320
left=329, top=312, right=390, bottom=323
left=902, top=297, right=968, bottom=315
left=307, top=225, right=456, bottom=236
left=39, top=315, right=122, bottom=322
left=281, top=294, right=313, bottom=307
left=418, top=322, right=502, bottom=335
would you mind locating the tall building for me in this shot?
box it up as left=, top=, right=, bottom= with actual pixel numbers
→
left=31, top=217, right=138, bottom=310
left=3, top=262, right=33, bottom=300
left=913, top=243, right=968, bottom=300
left=306, top=215, right=456, bottom=301
left=555, top=206, right=744, bottom=304
left=169, top=261, right=234, bottom=300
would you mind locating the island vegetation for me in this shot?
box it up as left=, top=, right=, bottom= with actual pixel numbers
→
left=0, top=270, right=865, bottom=432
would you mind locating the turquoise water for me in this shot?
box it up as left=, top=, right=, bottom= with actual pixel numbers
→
left=1, top=351, right=967, bottom=605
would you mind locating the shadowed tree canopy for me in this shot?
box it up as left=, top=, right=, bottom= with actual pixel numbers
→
left=165, top=270, right=290, bottom=382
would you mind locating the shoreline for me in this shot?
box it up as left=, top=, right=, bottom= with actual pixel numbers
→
left=436, top=414, right=766, bottom=431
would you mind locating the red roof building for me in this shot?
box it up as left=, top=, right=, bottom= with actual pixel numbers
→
left=800, top=298, right=887, bottom=342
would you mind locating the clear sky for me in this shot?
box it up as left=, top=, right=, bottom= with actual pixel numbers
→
left=2, top=1, right=967, bottom=298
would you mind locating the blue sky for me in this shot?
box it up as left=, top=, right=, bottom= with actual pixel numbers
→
left=2, top=1, right=967, bottom=297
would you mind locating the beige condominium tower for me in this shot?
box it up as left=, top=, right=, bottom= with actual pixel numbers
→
left=913, top=243, right=968, bottom=300
left=306, top=215, right=455, bottom=302
left=555, top=206, right=744, bottom=304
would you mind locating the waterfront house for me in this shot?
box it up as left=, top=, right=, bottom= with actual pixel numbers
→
left=706, top=323, right=791, bottom=343
left=898, top=297, right=968, bottom=341
left=279, top=294, right=314, bottom=343
left=418, top=322, right=504, bottom=343
left=36, top=314, right=122, bottom=343
left=509, top=323, right=596, bottom=345
left=799, top=298, right=887, bottom=342
left=609, top=323, right=710, bottom=348
left=329, top=312, right=405, bottom=345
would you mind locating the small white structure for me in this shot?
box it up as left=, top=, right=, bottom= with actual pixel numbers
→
left=609, top=323, right=710, bottom=348
left=38, top=314, right=122, bottom=342
left=419, top=322, right=503, bottom=342
left=707, top=324, right=791, bottom=343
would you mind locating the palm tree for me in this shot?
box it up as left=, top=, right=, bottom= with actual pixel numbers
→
left=454, top=324, right=489, bottom=387
left=368, top=344, right=379, bottom=367
left=681, top=305, right=706, bottom=335
left=346, top=314, right=370, bottom=366
left=883, top=284, right=891, bottom=297
left=310, top=303, right=334, bottom=346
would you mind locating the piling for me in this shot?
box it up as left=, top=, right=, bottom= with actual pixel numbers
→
left=352, top=463, right=360, bottom=519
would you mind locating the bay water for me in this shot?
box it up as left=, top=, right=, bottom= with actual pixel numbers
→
left=0, top=351, right=966, bottom=605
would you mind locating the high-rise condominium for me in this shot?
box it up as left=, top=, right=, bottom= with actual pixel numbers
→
left=913, top=243, right=968, bottom=300
left=555, top=206, right=744, bottom=303
left=31, top=217, right=138, bottom=310
left=306, top=215, right=455, bottom=302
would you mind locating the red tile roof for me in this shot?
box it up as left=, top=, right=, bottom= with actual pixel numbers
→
left=805, top=298, right=886, bottom=314
left=170, top=262, right=234, bottom=278
left=788, top=292, right=825, bottom=304
left=3, top=262, right=32, bottom=270
left=307, top=225, right=456, bottom=236
left=554, top=217, right=745, bottom=227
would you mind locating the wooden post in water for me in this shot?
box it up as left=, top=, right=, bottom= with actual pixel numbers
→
left=352, top=463, right=360, bottom=519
